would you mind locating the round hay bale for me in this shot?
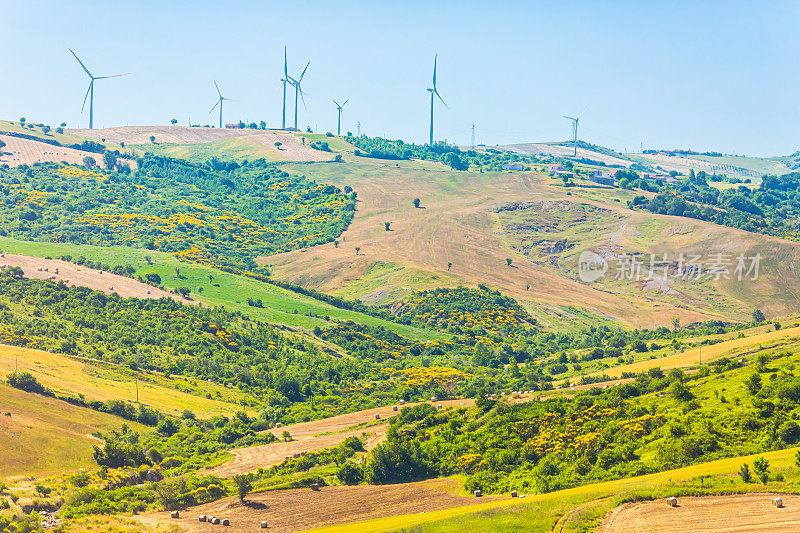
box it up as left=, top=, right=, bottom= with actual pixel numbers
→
left=221, top=518, right=230, bottom=526
left=375, top=413, right=381, bottom=420
left=474, top=490, right=482, bottom=497
left=773, top=497, right=783, bottom=508
left=392, top=405, right=398, bottom=411
left=510, top=490, right=518, bottom=497
left=211, top=517, right=221, bottom=525
left=437, top=404, right=443, bottom=410
left=431, top=396, right=437, bottom=402
left=667, top=496, right=678, bottom=507
left=199, top=515, right=207, bottom=522
left=301, top=450, right=307, bottom=456
left=170, top=510, right=179, bottom=518
left=261, top=521, right=268, bottom=528
left=311, top=483, right=320, bottom=491
left=293, top=452, right=301, bottom=459
left=276, top=422, right=282, bottom=428
left=399, top=399, right=405, bottom=405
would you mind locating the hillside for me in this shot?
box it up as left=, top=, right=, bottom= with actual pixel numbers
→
left=500, top=141, right=634, bottom=168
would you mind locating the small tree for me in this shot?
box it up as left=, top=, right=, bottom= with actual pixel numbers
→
left=355, top=247, right=360, bottom=255
left=83, top=155, right=96, bottom=168
left=506, top=258, right=512, bottom=266
left=334, top=240, right=339, bottom=248
left=274, top=141, right=282, bottom=150
left=384, top=221, right=391, bottom=231
left=149, top=135, right=156, bottom=143
left=753, top=456, right=770, bottom=483
left=102, top=150, right=117, bottom=169
left=19, top=117, right=25, bottom=123
left=447, top=261, right=452, bottom=271
left=232, top=474, right=252, bottom=502
left=753, top=309, right=766, bottom=323
left=170, top=118, right=177, bottom=125
left=282, top=430, right=292, bottom=442
left=413, top=198, right=421, bottom=208
left=739, top=462, right=752, bottom=483
left=260, top=121, right=267, bottom=130
left=671, top=316, right=680, bottom=331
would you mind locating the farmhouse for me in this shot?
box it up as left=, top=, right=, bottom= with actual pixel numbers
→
left=225, top=124, right=239, bottom=129
left=588, top=170, right=615, bottom=186
left=502, top=162, right=525, bottom=171
left=547, top=164, right=564, bottom=173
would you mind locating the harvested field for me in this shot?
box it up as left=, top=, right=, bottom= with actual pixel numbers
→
left=499, top=142, right=633, bottom=167
left=140, top=478, right=494, bottom=533
left=208, top=399, right=473, bottom=476
left=599, top=492, right=800, bottom=532
left=0, top=135, right=110, bottom=168
left=69, top=125, right=332, bottom=162
left=0, top=253, right=192, bottom=303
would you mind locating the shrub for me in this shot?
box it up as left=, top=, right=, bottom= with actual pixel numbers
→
left=779, top=421, right=800, bottom=444
left=337, top=462, right=363, bottom=485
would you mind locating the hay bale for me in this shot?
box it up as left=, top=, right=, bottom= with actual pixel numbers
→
left=208, top=516, right=216, bottom=523
left=261, top=521, right=268, bottom=528
left=773, top=497, right=783, bottom=508
left=510, top=490, right=518, bottom=497
left=437, top=404, right=443, bottom=410
left=431, top=396, right=437, bottom=401
left=222, top=518, right=230, bottom=526
left=474, top=490, right=482, bottom=497
left=375, top=413, right=381, bottom=420
left=301, top=450, right=307, bottom=456
left=311, top=483, right=320, bottom=491
left=293, top=452, right=301, bottom=459
left=170, top=510, right=179, bottom=518
left=211, top=517, right=221, bottom=525
left=399, top=399, right=405, bottom=405
left=460, top=402, right=466, bottom=406
left=667, top=497, right=677, bottom=507
left=198, top=515, right=207, bottom=522
left=392, top=405, right=398, bottom=411
left=276, top=422, right=282, bottom=428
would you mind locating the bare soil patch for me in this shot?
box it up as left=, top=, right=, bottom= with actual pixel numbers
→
left=0, top=253, right=193, bottom=303
left=208, top=399, right=472, bottom=476
left=140, top=477, right=492, bottom=533
left=599, top=493, right=800, bottom=532
left=0, top=135, right=106, bottom=167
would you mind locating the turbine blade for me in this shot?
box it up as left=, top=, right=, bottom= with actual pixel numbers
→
left=284, top=46, right=288, bottom=76
left=299, top=62, right=309, bottom=81
left=95, top=73, right=129, bottom=80
left=433, top=53, right=437, bottom=88
left=333, top=99, right=340, bottom=107
left=342, top=98, right=349, bottom=107
left=435, top=89, right=447, bottom=108
left=578, top=107, right=587, bottom=118
left=81, top=81, right=92, bottom=112
left=214, top=81, right=222, bottom=99
left=299, top=89, right=307, bottom=110
left=210, top=99, right=220, bottom=114
left=69, top=48, right=92, bottom=77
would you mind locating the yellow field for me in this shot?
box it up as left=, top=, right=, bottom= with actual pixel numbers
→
left=0, top=383, right=145, bottom=478
left=0, top=344, right=251, bottom=418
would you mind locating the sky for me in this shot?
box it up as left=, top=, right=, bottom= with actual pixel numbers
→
left=2, top=0, right=799, bottom=156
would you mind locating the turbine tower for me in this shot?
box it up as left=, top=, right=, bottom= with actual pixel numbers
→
left=288, top=61, right=309, bottom=131
left=69, top=48, right=126, bottom=129
left=563, top=115, right=579, bottom=157
left=333, top=98, right=349, bottom=135
left=281, top=46, right=289, bottom=130
left=210, top=81, right=229, bottom=129
left=427, top=54, right=447, bottom=145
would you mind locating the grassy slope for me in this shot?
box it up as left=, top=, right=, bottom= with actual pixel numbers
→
left=0, top=237, right=443, bottom=341
left=130, top=136, right=290, bottom=164
left=0, top=382, right=146, bottom=478
left=0, top=344, right=249, bottom=418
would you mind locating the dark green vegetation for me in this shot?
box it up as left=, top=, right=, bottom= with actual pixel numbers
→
left=630, top=170, right=800, bottom=241
left=0, top=156, right=355, bottom=273
left=356, top=348, right=800, bottom=497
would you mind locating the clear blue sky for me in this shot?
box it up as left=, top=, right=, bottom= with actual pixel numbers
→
left=3, top=0, right=799, bottom=156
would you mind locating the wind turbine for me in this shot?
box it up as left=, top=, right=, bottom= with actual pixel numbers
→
left=288, top=61, right=309, bottom=131
left=210, top=81, right=229, bottom=129
left=563, top=110, right=586, bottom=157
left=427, top=54, right=447, bottom=145
left=69, top=48, right=127, bottom=129
left=333, top=98, right=349, bottom=135
left=281, top=46, right=288, bottom=130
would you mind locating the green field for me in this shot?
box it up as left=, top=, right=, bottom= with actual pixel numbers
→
left=131, top=136, right=290, bottom=164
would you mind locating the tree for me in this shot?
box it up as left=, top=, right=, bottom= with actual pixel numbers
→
left=384, top=221, right=391, bottom=231
left=42, top=125, right=51, bottom=134
left=274, top=142, right=282, bottom=150
left=506, top=258, right=513, bottom=266
left=145, top=273, right=161, bottom=285
left=334, top=240, right=339, bottom=248
left=447, top=261, right=452, bottom=271
left=149, top=135, right=156, bottom=143
left=671, top=316, right=680, bottom=331
left=83, top=156, right=97, bottom=168
left=102, top=150, right=117, bottom=169
left=753, top=309, right=766, bottom=323
left=157, top=418, right=179, bottom=436
left=259, top=121, right=267, bottom=130
left=337, top=462, right=363, bottom=485
left=282, top=430, right=292, bottom=442
left=170, top=118, right=178, bottom=125
left=177, top=287, right=191, bottom=298
left=55, top=127, right=63, bottom=134
left=355, top=247, right=360, bottom=255
left=19, top=117, right=25, bottom=123
left=738, top=462, right=752, bottom=483
left=746, top=373, right=762, bottom=394
left=753, top=456, right=770, bottom=483
left=232, top=474, right=252, bottom=501
left=413, top=198, right=421, bottom=208
left=60, top=123, right=66, bottom=127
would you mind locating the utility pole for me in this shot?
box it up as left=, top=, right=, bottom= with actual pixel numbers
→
left=357, top=121, right=361, bottom=136
left=471, top=124, right=475, bottom=149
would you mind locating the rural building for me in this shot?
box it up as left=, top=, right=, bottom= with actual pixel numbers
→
left=588, top=170, right=615, bottom=186
left=644, top=172, right=668, bottom=181
left=502, top=162, right=525, bottom=171
left=547, top=164, right=564, bottom=173
left=225, top=124, right=239, bottom=129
